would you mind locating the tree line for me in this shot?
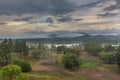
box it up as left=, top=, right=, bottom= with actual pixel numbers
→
left=0, top=39, right=29, bottom=66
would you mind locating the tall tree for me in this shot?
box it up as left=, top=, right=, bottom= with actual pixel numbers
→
left=14, top=40, right=22, bottom=58
left=21, top=41, right=29, bottom=58
left=0, top=39, right=13, bottom=65
left=14, top=40, right=28, bottom=58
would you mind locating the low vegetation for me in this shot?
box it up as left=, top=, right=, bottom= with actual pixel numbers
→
left=61, top=53, right=80, bottom=69
left=0, top=65, right=22, bottom=80
left=30, top=50, right=42, bottom=59
left=0, top=39, right=120, bottom=80
left=99, top=52, right=116, bottom=64
left=80, top=59, right=101, bottom=69
left=13, top=59, right=32, bottom=72
left=84, top=43, right=103, bottom=56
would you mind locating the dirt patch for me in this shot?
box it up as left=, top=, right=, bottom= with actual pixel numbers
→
left=78, top=68, right=120, bottom=80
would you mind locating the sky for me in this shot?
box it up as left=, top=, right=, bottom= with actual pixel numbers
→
left=0, top=0, right=120, bottom=38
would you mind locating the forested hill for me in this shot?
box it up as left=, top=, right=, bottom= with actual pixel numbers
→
left=17, top=34, right=120, bottom=44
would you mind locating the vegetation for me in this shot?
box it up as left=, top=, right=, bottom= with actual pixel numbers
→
left=61, top=53, right=80, bottom=69
left=0, top=39, right=13, bottom=66
left=116, top=46, right=120, bottom=68
left=84, top=43, right=103, bottom=56
left=14, top=40, right=29, bottom=58
left=30, top=49, right=42, bottom=59
left=57, top=46, right=66, bottom=54
left=99, top=52, right=116, bottom=64
left=13, top=59, right=31, bottom=72
left=80, top=60, right=101, bottom=69
left=104, top=45, right=116, bottom=52
left=24, top=71, right=86, bottom=80
left=65, top=47, right=82, bottom=57
left=0, top=38, right=120, bottom=80
left=0, top=64, right=21, bottom=80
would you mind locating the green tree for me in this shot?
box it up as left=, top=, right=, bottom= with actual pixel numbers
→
left=116, top=46, right=120, bottom=67
left=65, top=47, right=82, bottom=57
left=51, top=44, right=56, bottom=51
left=0, top=64, right=22, bottom=80
left=57, top=46, right=66, bottom=54
left=104, top=45, right=115, bottom=52
left=84, top=43, right=103, bottom=56
left=30, top=50, right=42, bottom=59
left=0, top=39, right=13, bottom=65
left=14, top=40, right=22, bottom=57
left=21, top=41, right=29, bottom=58
left=14, top=41, right=29, bottom=58
left=13, top=59, right=31, bottom=72
left=99, top=52, right=116, bottom=64
left=61, top=53, right=80, bottom=69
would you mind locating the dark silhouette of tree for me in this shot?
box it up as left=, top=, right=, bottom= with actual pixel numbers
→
left=0, top=39, right=13, bottom=65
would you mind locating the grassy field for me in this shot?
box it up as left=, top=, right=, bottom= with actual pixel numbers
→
left=1, top=51, right=120, bottom=80
left=24, top=71, right=86, bottom=80
left=80, top=59, right=101, bottom=69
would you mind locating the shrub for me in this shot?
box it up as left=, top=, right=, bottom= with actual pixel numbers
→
left=30, top=50, right=42, bottom=59
left=84, top=43, right=103, bottom=56
left=57, top=46, right=66, bottom=54
left=13, top=59, right=31, bottom=72
left=116, top=52, right=120, bottom=67
left=65, top=47, right=82, bottom=57
left=99, top=52, right=116, bottom=64
left=17, top=74, right=28, bottom=80
left=104, top=45, right=115, bottom=52
left=61, top=53, right=80, bottom=69
left=0, top=64, right=21, bottom=80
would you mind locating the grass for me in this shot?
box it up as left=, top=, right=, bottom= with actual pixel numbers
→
left=103, top=64, right=120, bottom=74
left=80, top=59, right=101, bottom=69
left=24, top=71, right=87, bottom=80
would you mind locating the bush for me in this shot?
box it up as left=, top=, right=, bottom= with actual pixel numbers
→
left=61, top=53, right=80, bottom=69
left=13, top=59, right=31, bottom=72
left=116, top=52, right=120, bottom=67
left=84, top=43, right=103, bottom=56
left=30, top=50, right=42, bottom=59
left=17, top=74, right=28, bottom=80
left=0, top=64, right=21, bottom=80
left=65, top=47, right=82, bottom=57
left=104, top=45, right=115, bottom=52
left=99, top=52, right=116, bottom=64
left=57, top=46, right=66, bottom=54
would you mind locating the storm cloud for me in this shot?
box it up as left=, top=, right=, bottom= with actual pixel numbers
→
left=14, top=17, right=34, bottom=21
left=97, top=12, right=118, bottom=17
left=0, top=0, right=119, bottom=38
left=0, top=22, right=6, bottom=25
left=58, top=16, right=73, bottom=22
left=104, top=0, right=120, bottom=12
left=0, top=0, right=76, bottom=16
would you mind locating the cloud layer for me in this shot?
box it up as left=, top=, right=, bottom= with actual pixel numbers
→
left=0, top=0, right=119, bottom=38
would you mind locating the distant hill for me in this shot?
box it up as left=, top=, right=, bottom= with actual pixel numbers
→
left=16, top=34, right=120, bottom=44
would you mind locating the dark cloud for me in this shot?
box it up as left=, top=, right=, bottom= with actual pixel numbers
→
left=0, top=0, right=76, bottom=16
left=74, top=19, right=83, bottom=21
left=46, top=17, right=54, bottom=23
left=80, top=21, right=112, bottom=26
left=97, top=12, right=118, bottom=17
left=104, top=0, right=120, bottom=12
left=14, top=17, right=34, bottom=21
left=58, top=16, right=73, bottom=22
left=0, top=22, right=6, bottom=25
left=77, top=0, right=104, bottom=9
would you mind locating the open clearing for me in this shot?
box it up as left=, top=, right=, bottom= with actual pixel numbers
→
left=29, top=51, right=120, bottom=80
